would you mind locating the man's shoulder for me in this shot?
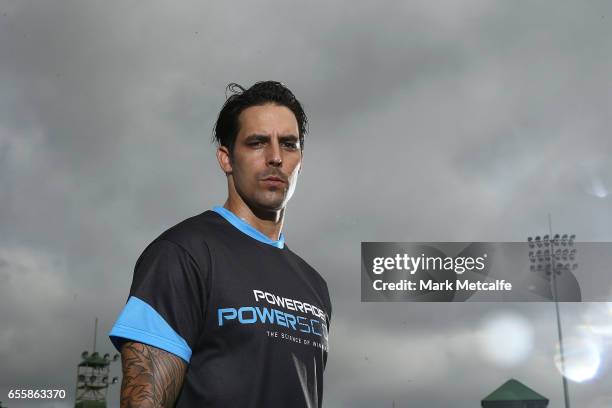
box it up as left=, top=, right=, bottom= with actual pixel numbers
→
left=284, top=245, right=329, bottom=291
left=150, top=210, right=226, bottom=256
left=284, top=245, right=332, bottom=317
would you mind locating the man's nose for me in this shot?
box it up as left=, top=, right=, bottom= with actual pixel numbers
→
left=266, top=140, right=282, bottom=167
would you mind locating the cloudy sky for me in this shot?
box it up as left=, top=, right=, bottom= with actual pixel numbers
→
left=1, top=0, right=612, bottom=407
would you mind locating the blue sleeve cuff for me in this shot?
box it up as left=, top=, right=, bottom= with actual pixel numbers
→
left=108, top=296, right=192, bottom=363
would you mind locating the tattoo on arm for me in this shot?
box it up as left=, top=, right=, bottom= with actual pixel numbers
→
left=120, top=341, right=187, bottom=408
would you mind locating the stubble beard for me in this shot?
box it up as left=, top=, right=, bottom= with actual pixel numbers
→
left=231, top=168, right=298, bottom=214
left=250, top=186, right=288, bottom=211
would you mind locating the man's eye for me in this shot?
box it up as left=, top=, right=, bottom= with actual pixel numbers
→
left=282, top=142, right=298, bottom=149
left=249, top=141, right=264, bottom=147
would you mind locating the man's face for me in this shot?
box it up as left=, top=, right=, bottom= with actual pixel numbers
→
left=219, top=103, right=302, bottom=212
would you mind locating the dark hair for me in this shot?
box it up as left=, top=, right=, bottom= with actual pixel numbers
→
left=212, top=81, right=308, bottom=153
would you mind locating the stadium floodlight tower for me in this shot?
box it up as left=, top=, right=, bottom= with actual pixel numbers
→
left=74, top=318, right=119, bottom=408
left=527, top=215, right=577, bottom=408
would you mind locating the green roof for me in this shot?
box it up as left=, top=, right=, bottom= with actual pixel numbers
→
left=483, top=379, right=548, bottom=401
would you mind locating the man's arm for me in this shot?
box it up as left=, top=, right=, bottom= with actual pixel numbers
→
left=120, top=341, right=187, bottom=408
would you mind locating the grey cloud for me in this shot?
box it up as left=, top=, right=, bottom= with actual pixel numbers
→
left=1, top=0, right=612, bottom=407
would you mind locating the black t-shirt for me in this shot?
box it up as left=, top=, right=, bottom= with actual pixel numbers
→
left=109, top=207, right=332, bottom=407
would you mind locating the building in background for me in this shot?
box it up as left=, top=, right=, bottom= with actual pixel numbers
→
left=481, top=378, right=549, bottom=408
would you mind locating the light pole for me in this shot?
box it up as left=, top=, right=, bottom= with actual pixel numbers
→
left=74, top=318, right=120, bottom=408
left=527, top=220, right=577, bottom=408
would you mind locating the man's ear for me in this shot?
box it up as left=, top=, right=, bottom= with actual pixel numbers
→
left=216, top=146, right=232, bottom=174
left=298, top=151, right=303, bottom=174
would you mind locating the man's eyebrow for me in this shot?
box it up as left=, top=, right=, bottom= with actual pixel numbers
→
left=244, top=134, right=298, bottom=141
left=244, top=134, right=270, bottom=141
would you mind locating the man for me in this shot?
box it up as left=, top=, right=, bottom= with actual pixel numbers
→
left=108, top=81, right=332, bottom=407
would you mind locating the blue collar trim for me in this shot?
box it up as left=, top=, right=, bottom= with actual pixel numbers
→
left=212, top=206, right=285, bottom=249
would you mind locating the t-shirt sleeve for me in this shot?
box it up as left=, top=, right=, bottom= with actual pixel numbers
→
left=108, top=239, right=207, bottom=363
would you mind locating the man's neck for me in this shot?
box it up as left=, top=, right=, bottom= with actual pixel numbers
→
left=223, top=198, right=284, bottom=242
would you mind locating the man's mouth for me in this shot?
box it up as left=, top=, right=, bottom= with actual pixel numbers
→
left=264, top=177, right=285, bottom=182
left=261, top=176, right=286, bottom=186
